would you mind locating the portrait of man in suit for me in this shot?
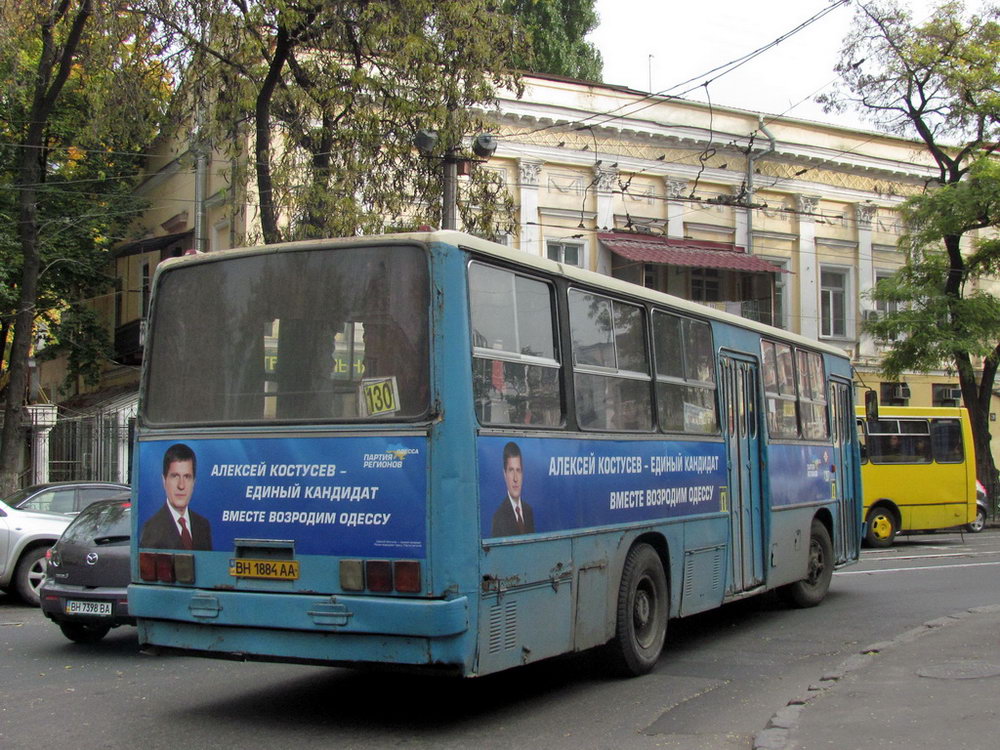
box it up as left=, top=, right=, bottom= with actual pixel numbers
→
left=139, top=443, right=213, bottom=550
left=490, top=441, right=535, bottom=536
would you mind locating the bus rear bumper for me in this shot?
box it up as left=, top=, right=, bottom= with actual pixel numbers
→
left=130, top=585, right=471, bottom=670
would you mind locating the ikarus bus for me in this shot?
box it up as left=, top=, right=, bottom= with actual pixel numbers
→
left=130, top=230, right=862, bottom=677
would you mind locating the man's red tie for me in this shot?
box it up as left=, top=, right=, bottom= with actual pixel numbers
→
left=515, top=505, right=524, bottom=533
left=178, top=517, right=193, bottom=549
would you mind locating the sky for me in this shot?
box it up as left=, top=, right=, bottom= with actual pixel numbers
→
left=589, top=0, right=939, bottom=130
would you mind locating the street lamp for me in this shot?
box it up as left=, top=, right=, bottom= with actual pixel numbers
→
left=414, top=130, right=497, bottom=230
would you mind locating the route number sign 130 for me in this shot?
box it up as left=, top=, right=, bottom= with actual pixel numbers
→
left=360, top=376, right=400, bottom=417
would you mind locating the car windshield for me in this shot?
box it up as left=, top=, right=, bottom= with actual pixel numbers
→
left=62, top=502, right=131, bottom=545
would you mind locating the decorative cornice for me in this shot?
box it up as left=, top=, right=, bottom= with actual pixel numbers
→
left=594, top=164, right=619, bottom=192
left=665, top=178, right=688, bottom=199
left=797, top=195, right=820, bottom=214
left=855, top=202, right=877, bottom=228
left=518, top=159, right=542, bottom=187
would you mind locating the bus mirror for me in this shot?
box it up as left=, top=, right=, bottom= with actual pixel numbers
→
left=864, top=390, right=879, bottom=423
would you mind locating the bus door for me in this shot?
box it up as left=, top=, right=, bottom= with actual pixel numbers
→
left=829, top=379, right=860, bottom=562
left=719, top=354, right=765, bottom=593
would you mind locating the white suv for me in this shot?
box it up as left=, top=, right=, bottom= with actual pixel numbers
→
left=0, top=499, right=71, bottom=606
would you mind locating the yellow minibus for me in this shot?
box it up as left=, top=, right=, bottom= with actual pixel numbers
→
left=856, top=406, right=978, bottom=547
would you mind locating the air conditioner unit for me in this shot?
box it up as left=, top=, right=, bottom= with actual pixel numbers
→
left=862, top=309, right=880, bottom=322
left=946, top=387, right=962, bottom=401
left=891, top=384, right=911, bottom=400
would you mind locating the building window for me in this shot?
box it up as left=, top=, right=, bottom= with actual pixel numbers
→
left=874, top=272, right=899, bottom=316
left=820, top=268, right=848, bottom=338
left=546, top=240, right=583, bottom=267
left=932, top=383, right=962, bottom=407
left=691, top=268, right=721, bottom=302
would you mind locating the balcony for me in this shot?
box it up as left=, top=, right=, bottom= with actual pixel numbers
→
left=114, top=318, right=146, bottom=365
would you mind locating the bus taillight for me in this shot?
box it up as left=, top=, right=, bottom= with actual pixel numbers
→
left=340, top=559, right=421, bottom=593
left=138, top=551, right=195, bottom=584
left=393, top=561, right=421, bottom=593
left=365, top=560, right=392, bottom=592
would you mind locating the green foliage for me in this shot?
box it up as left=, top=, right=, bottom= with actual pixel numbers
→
left=151, top=0, right=525, bottom=244
left=867, top=158, right=1000, bottom=379
left=829, top=2, right=1000, bottom=487
left=866, top=254, right=1000, bottom=378
left=38, top=305, right=112, bottom=390
left=821, top=1, right=1000, bottom=178
left=504, top=0, right=603, bottom=80
left=0, top=1, right=173, bottom=387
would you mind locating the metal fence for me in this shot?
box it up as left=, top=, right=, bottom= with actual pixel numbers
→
left=47, top=412, right=134, bottom=483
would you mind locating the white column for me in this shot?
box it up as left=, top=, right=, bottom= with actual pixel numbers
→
left=518, top=160, right=542, bottom=255
left=23, top=404, right=58, bottom=485
left=797, top=195, right=820, bottom=339
left=594, top=164, right=618, bottom=230
left=665, top=178, right=688, bottom=238
left=734, top=188, right=750, bottom=251
left=856, top=202, right=877, bottom=355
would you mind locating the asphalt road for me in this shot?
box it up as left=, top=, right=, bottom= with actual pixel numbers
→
left=3, top=529, right=1000, bottom=750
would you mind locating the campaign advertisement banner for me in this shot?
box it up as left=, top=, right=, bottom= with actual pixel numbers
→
left=136, top=436, right=427, bottom=558
left=479, top=436, right=728, bottom=538
left=767, top=443, right=836, bottom=507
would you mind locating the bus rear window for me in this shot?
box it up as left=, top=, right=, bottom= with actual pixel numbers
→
left=143, top=245, right=429, bottom=425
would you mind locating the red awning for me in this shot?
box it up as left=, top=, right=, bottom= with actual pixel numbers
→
left=599, top=232, right=786, bottom=274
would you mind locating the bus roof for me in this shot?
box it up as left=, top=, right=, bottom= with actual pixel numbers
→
left=155, top=229, right=850, bottom=361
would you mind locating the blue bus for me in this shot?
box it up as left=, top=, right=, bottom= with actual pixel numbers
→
left=130, top=230, right=861, bottom=677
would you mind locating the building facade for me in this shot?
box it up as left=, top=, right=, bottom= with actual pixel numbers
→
left=33, top=73, right=999, bottom=482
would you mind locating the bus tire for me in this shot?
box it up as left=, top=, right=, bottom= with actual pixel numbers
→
left=604, top=543, right=668, bottom=677
left=865, top=506, right=897, bottom=548
left=780, top=521, right=834, bottom=609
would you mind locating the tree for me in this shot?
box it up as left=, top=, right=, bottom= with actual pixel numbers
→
left=504, top=0, right=603, bottom=80
left=0, top=1, right=172, bottom=495
left=147, top=0, right=526, bottom=246
left=822, top=0, right=1000, bottom=492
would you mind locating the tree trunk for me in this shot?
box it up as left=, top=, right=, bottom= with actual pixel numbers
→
left=0, top=1, right=92, bottom=496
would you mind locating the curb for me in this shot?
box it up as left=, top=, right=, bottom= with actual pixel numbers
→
left=752, top=604, right=1000, bottom=750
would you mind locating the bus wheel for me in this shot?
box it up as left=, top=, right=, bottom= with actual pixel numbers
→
left=781, top=521, right=834, bottom=608
left=865, top=507, right=897, bottom=548
left=604, top=543, right=668, bottom=677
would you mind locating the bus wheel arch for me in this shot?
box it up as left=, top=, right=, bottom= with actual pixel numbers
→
left=779, top=518, right=834, bottom=608
left=603, top=539, right=669, bottom=677
left=865, top=501, right=900, bottom=548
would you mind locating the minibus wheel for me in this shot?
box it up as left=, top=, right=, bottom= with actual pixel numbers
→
left=604, top=543, right=668, bottom=677
left=865, top=506, right=897, bottom=547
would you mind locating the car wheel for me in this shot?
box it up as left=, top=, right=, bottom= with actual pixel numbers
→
left=865, top=507, right=897, bottom=548
left=14, top=546, right=49, bottom=606
left=603, top=543, right=668, bottom=677
left=780, top=521, right=834, bottom=608
left=59, top=621, right=111, bottom=644
left=966, top=506, right=987, bottom=533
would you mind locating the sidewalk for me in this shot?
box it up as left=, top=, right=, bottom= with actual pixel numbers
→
left=755, top=604, right=1000, bottom=750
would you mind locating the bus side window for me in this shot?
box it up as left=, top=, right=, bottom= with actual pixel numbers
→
left=856, top=419, right=868, bottom=462
left=930, top=419, right=963, bottom=463
left=469, top=263, right=562, bottom=427
left=569, top=290, right=652, bottom=432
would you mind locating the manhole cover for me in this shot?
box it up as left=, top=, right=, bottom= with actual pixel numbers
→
left=916, top=660, right=1000, bottom=680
